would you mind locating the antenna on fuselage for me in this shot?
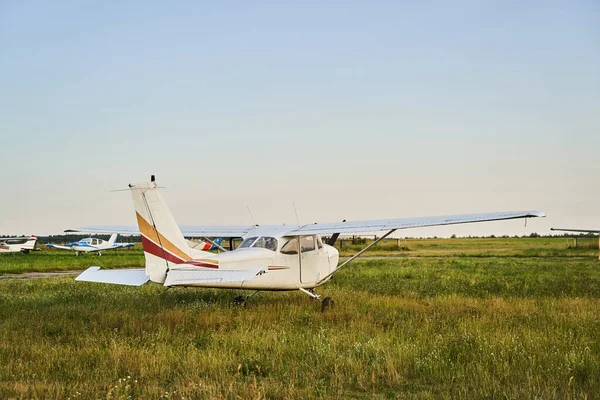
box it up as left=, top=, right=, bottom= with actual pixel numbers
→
left=292, top=202, right=300, bottom=225
left=247, top=206, right=258, bottom=226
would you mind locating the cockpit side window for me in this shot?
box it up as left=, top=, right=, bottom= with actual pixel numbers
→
left=300, top=236, right=316, bottom=253
left=253, top=237, right=278, bottom=251
left=239, top=237, right=258, bottom=249
left=281, top=238, right=299, bottom=255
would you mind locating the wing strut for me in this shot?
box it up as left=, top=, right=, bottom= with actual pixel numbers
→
left=318, top=229, right=397, bottom=284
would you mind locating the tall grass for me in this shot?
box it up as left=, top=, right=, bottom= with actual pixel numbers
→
left=337, top=236, right=600, bottom=258
left=1, top=256, right=599, bottom=398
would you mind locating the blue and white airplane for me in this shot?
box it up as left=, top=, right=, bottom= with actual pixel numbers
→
left=46, top=234, right=134, bottom=256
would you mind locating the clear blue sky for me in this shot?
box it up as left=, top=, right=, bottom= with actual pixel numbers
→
left=1, top=1, right=599, bottom=236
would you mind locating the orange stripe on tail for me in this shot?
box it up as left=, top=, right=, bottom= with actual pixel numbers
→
left=136, top=212, right=192, bottom=261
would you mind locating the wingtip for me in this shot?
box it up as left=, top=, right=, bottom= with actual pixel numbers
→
left=530, top=210, right=546, bottom=218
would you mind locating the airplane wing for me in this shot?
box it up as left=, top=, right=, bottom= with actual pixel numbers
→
left=69, top=210, right=544, bottom=238
left=67, top=225, right=253, bottom=238
left=551, top=228, right=600, bottom=234
left=65, top=226, right=140, bottom=235
left=76, top=267, right=149, bottom=286
left=164, top=265, right=265, bottom=287
left=45, top=244, right=73, bottom=250
left=284, top=210, right=546, bottom=236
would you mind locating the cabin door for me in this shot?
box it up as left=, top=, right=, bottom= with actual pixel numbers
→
left=300, top=236, right=319, bottom=284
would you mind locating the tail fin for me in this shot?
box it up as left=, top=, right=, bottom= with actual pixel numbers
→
left=108, top=234, right=118, bottom=245
left=22, top=236, right=37, bottom=251
left=129, top=180, right=192, bottom=283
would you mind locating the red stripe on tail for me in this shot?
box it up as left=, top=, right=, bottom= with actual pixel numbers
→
left=141, top=236, right=186, bottom=264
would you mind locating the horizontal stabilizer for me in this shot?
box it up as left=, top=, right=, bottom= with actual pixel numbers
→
left=76, top=267, right=150, bottom=286
left=164, top=265, right=265, bottom=287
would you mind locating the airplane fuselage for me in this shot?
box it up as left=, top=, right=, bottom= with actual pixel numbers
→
left=179, top=242, right=339, bottom=290
left=149, top=230, right=340, bottom=290
left=0, top=237, right=37, bottom=254
left=46, top=236, right=134, bottom=254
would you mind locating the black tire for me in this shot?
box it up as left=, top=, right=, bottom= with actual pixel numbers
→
left=233, top=295, right=247, bottom=307
left=321, top=296, right=335, bottom=312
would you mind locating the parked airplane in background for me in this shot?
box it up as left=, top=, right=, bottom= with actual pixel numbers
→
left=188, top=237, right=222, bottom=251
left=72, top=176, right=545, bottom=309
left=0, top=236, right=37, bottom=254
left=551, top=227, right=600, bottom=260
left=551, top=227, right=600, bottom=234
left=46, top=234, right=134, bottom=256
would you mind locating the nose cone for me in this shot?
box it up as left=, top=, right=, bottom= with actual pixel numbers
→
left=325, top=244, right=340, bottom=268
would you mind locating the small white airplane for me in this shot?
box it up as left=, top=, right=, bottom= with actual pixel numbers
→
left=551, top=228, right=600, bottom=234
left=46, top=234, right=134, bottom=256
left=551, top=227, right=600, bottom=259
left=0, top=236, right=37, bottom=254
left=73, top=176, right=545, bottom=309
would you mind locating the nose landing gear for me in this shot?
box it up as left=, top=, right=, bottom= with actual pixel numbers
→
left=321, top=296, right=335, bottom=312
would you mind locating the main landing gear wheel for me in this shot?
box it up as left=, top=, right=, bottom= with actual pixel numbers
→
left=233, top=296, right=247, bottom=307
left=321, top=296, right=334, bottom=312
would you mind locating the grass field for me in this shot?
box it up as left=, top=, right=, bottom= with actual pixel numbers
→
left=337, top=236, right=600, bottom=258
left=1, top=237, right=599, bottom=275
left=1, top=238, right=599, bottom=398
left=0, top=246, right=144, bottom=275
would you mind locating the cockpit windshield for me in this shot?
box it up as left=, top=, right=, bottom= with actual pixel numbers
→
left=239, top=237, right=258, bottom=248
left=238, top=236, right=278, bottom=251
left=252, top=237, right=278, bottom=251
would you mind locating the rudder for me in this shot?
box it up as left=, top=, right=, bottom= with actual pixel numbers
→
left=129, top=179, right=192, bottom=283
